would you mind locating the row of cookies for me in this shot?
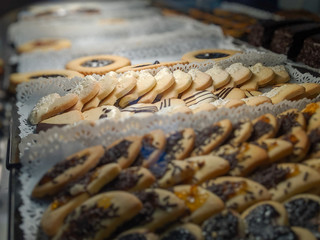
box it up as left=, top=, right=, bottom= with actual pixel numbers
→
left=31, top=102, right=320, bottom=239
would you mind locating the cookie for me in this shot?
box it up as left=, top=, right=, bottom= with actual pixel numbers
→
left=17, top=38, right=71, bottom=53
left=226, top=120, right=253, bottom=145
left=213, top=87, right=246, bottom=100
left=98, top=136, right=143, bottom=169
left=269, top=65, right=290, bottom=85
left=181, top=49, right=241, bottom=63
left=296, top=83, right=320, bottom=99
left=32, top=145, right=104, bottom=198
left=301, top=102, right=320, bottom=124
left=307, top=112, right=320, bottom=133
left=205, top=65, right=231, bottom=89
left=202, top=209, right=245, bottom=240
left=244, top=90, right=262, bottom=98
left=211, top=142, right=268, bottom=177
left=118, top=70, right=156, bottom=108
left=122, top=188, right=186, bottom=231
left=36, top=110, right=84, bottom=133
left=121, top=103, right=158, bottom=114
left=225, top=63, right=252, bottom=86
left=250, top=163, right=320, bottom=202
left=240, top=63, right=275, bottom=90
left=65, top=55, right=131, bottom=75
left=138, top=68, right=174, bottom=104
left=280, top=127, right=310, bottom=162
left=242, top=96, right=272, bottom=106
left=277, top=109, right=306, bottom=136
left=161, top=70, right=192, bottom=99
left=156, top=105, right=192, bottom=115
left=161, top=223, right=203, bottom=240
left=292, top=227, right=318, bottom=240
left=189, top=102, right=217, bottom=114
left=82, top=72, right=118, bottom=111
left=191, top=119, right=232, bottom=156
left=183, top=90, right=218, bottom=107
left=180, top=69, right=213, bottom=99
left=29, top=93, right=79, bottom=125
left=116, top=60, right=188, bottom=73
left=83, top=106, right=121, bottom=122
left=9, top=69, right=84, bottom=91
left=284, top=194, right=320, bottom=238
left=100, top=167, right=156, bottom=192
left=53, top=191, right=143, bottom=240
left=307, top=128, right=320, bottom=158
left=154, top=98, right=186, bottom=110
left=132, top=130, right=166, bottom=168
left=185, top=155, right=230, bottom=184
left=249, top=113, right=279, bottom=142
left=99, top=71, right=137, bottom=106
left=41, top=163, right=121, bottom=236
left=262, top=84, right=306, bottom=104
left=202, top=176, right=271, bottom=212
left=116, top=229, right=159, bottom=240
left=223, top=99, right=246, bottom=109
left=173, top=185, right=225, bottom=224
left=304, top=158, right=320, bottom=174
left=68, top=76, right=100, bottom=111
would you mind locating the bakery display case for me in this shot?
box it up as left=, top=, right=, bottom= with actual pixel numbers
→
left=1, top=0, right=320, bottom=239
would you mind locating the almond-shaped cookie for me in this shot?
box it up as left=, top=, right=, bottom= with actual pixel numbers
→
left=32, top=145, right=104, bottom=198
left=161, top=223, right=203, bottom=240
left=185, top=155, right=230, bottom=184
left=173, top=185, right=225, bottom=224
left=191, top=119, right=232, bottom=156
left=202, top=176, right=271, bottom=212
left=277, top=109, right=306, bottom=136
left=211, top=142, right=268, bottom=177
left=202, top=209, right=245, bottom=240
left=249, top=113, right=279, bottom=142
left=293, top=83, right=320, bottom=100
left=53, top=191, right=143, bottom=240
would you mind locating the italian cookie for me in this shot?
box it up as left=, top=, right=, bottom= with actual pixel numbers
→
left=29, top=93, right=79, bottom=125
left=154, top=98, right=186, bottom=110
left=161, top=223, right=203, bottom=240
left=205, top=65, right=231, bottom=89
left=292, top=227, right=318, bottom=240
left=213, top=87, right=246, bottom=100
left=249, top=113, right=279, bottom=142
left=277, top=109, right=306, bottom=136
left=173, top=185, right=225, bottom=224
left=293, top=83, right=320, bottom=100
left=161, top=70, right=192, bottom=99
left=83, top=106, right=121, bottom=122
left=190, top=102, right=217, bottom=114
left=138, top=68, right=174, bottom=104
left=225, top=63, right=252, bottom=86
left=99, top=71, right=137, bottom=106
left=191, top=119, right=232, bottom=156
left=183, top=90, right=218, bottom=107
left=307, top=112, right=320, bottom=132
left=262, top=84, right=306, bottom=104
left=307, top=128, right=320, bottom=158
left=32, top=145, right=104, bottom=198
left=202, top=176, right=271, bottom=212
left=181, top=49, right=241, bottom=63
left=202, top=209, right=245, bottom=240
left=244, top=90, right=262, bottom=98
left=82, top=72, right=118, bottom=111
left=17, top=38, right=71, bottom=53
left=241, top=96, right=272, bottom=106
left=116, top=229, right=159, bottom=240
left=301, top=102, right=320, bottom=124
left=65, top=54, right=131, bottom=75
left=226, top=120, right=253, bottom=144
left=269, top=65, right=290, bottom=85
left=240, top=63, right=275, bottom=90
left=53, top=191, right=143, bottom=240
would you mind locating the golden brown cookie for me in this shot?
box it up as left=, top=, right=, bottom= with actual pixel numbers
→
left=225, top=63, right=252, bottom=86
left=277, top=109, right=306, bottom=136
left=263, top=84, right=306, bottom=104
left=181, top=49, right=241, bottom=63
left=116, top=60, right=188, bottom=73
left=183, top=90, right=218, bottom=107
left=226, top=120, right=253, bottom=145
left=249, top=113, right=279, bottom=142
left=17, top=38, right=71, bottom=53
left=161, top=70, right=192, bottom=99
left=269, top=65, right=290, bottom=85
left=205, top=65, right=231, bottom=89
left=83, top=106, right=122, bottom=122
left=213, top=87, right=246, bottom=100
left=242, top=96, right=272, bottom=106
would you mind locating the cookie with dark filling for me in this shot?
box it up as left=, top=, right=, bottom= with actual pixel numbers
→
left=161, top=223, right=202, bottom=240
left=277, top=109, right=306, bottom=136
left=226, top=121, right=253, bottom=145
left=249, top=113, right=278, bottom=142
left=17, top=38, right=71, bottom=53
left=116, top=229, right=159, bottom=240
left=181, top=49, right=241, bottom=63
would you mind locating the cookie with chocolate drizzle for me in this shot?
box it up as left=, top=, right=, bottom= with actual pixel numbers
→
left=32, top=145, right=104, bottom=198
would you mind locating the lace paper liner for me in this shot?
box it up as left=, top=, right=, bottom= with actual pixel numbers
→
left=18, top=95, right=319, bottom=240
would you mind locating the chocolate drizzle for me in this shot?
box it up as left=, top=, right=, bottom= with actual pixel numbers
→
left=99, top=108, right=112, bottom=119
left=277, top=112, right=300, bottom=136
left=38, top=154, right=88, bottom=185
left=249, top=120, right=273, bottom=141
left=194, top=125, right=224, bottom=155
left=59, top=203, right=119, bottom=239
left=214, top=87, right=234, bottom=99
left=195, top=52, right=230, bottom=59
left=98, top=140, right=132, bottom=166
left=250, top=164, right=290, bottom=189
left=29, top=74, right=66, bottom=79
left=81, top=59, right=114, bottom=68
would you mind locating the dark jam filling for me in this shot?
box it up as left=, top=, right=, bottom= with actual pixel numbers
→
left=148, top=151, right=169, bottom=179
left=245, top=204, right=280, bottom=227
left=98, top=140, right=132, bottom=166
left=101, top=168, right=143, bottom=191
left=303, top=112, right=313, bottom=124
left=59, top=203, right=119, bottom=240
left=99, top=108, right=112, bottom=119
left=165, top=131, right=184, bottom=160
left=29, top=74, right=66, bottom=79
left=118, top=233, right=147, bottom=240
left=277, top=112, right=300, bottom=136
left=195, top=52, right=230, bottom=59
left=162, top=228, right=196, bottom=240
left=204, top=181, right=244, bottom=202
left=194, top=125, right=224, bottom=155
left=250, top=164, right=290, bottom=189
left=218, top=150, right=239, bottom=170
left=202, top=210, right=239, bottom=240
left=39, top=154, right=88, bottom=185
left=132, top=136, right=156, bottom=166
left=81, top=59, right=114, bottom=68
left=247, top=225, right=297, bottom=240
left=249, top=120, right=273, bottom=141
left=309, top=128, right=320, bottom=154
left=133, top=60, right=160, bottom=68
left=285, top=198, right=320, bottom=232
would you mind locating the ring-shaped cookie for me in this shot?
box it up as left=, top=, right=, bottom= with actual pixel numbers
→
left=17, top=38, right=71, bottom=53
left=181, top=49, right=242, bottom=63
left=66, top=55, right=131, bottom=75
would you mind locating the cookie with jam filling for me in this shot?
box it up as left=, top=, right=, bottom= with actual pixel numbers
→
left=191, top=119, right=232, bottom=156
left=116, top=229, right=159, bottom=240
left=17, top=38, right=71, bottom=53
left=32, top=145, right=104, bottom=198
left=202, top=209, right=245, bottom=240
left=249, top=113, right=279, bottom=142
left=202, top=176, right=271, bottom=212
left=277, top=109, right=306, bottom=136
left=161, top=223, right=203, bottom=240
left=53, top=191, right=143, bottom=240
left=65, top=54, right=131, bottom=75
left=181, top=49, right=241, bottom=63
left=116, top=60, right=188, bottom=73
left=41, top=163, right=121, bottom=236
left=301, top=102, right=320, bottom=124
left=173, top=185, right=224, bottom=224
